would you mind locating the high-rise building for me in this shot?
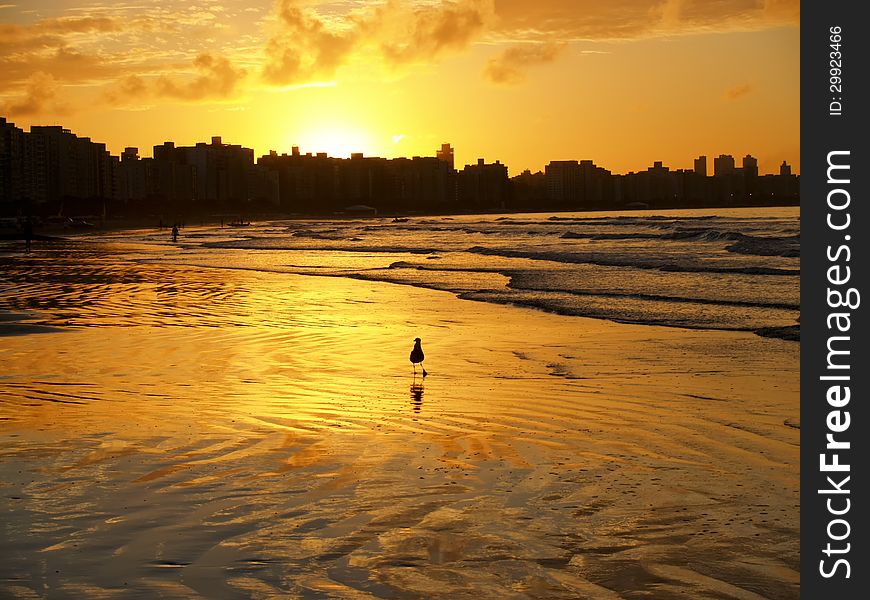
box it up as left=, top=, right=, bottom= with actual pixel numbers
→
left=742, top=154, right=758, bottom=177
left=713, top=154, right=735, bottom=176
left=152, top=142, right=196, bottom=205
left=178, top=137, right=256, bottom=205
left=459, top=159, right=509, bottom=208
left=436, top=143, right=454, bottom=170
left=545, top=160, right=581, bottom=204
left=121, top=147, right=139, bottom=162
left=0, top=117, right=27, bottom=206
left=694, top=155, right=707, bottom=176
left=118, top=146, right=153, bottom=202
left=545, top=159, right=613, bottom=207
left=23, top=125, right=114, bottom=205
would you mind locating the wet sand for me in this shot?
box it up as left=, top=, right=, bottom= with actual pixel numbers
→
left=0, top=242, right=799, bottom=598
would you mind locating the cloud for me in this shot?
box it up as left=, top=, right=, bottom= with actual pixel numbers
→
left=0, top=15, right=122, bottom=54
left=156, top=53, right=247, bottom=100
left=1, top=46, right=121, bottom=85
left=104, top=54, right=247, bottom=104
left=664, top=0, right=800, bottom=30
left=490, top=0, right=799, bottom=40
left=761, top=0, right=801, bottom=21
left=0, top=0, right=799, bottom=114
left=0, top=15, right=121, bottom=39
left=262, top=0, right=360, bottom=85
left=725, top=82, right=754, bottom=100
left=103, top=74, right=148, bottom=105
left=258, top=0, right=797, bottom=87
left=1, top=72, right=68, bottom=116
left=0, top=6, right=261, bottom=113
left=0, top=7, right=252, bottom=87
left=261, top=0, right=494, bottom=86
left=377, top=0, right=492, bottom=66
left=483, top=42, right=564, bottom=84
left=0, top=15, right=136, bottom=96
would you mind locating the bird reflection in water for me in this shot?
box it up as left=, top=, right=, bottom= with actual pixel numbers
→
left=409, top=382, right=424, bottom=412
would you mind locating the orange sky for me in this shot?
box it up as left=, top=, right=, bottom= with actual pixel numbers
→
left=0, top=1, right=800, bottom=176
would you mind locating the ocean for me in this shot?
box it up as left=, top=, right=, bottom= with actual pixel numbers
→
left=113, top=206, right=800, bottom=339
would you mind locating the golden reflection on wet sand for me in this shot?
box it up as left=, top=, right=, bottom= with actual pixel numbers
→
left=0, top=243, right=798, bottom=599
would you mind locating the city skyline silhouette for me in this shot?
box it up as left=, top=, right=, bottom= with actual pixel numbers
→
left=1, top=116, right=799, bottom=217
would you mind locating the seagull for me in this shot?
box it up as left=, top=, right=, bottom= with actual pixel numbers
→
left=410, top=337, right=427, bottom=377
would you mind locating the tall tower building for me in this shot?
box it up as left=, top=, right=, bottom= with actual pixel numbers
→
left=742, top=154, right=758, bottom=177
left=694, top=155, right=707, bottom=176
left=436, top=143, right=454, bottom=170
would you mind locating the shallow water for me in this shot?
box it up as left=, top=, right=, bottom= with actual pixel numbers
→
left=0, top=235, right=799, bottom=598
left=80, top=207, right=800, bottom=339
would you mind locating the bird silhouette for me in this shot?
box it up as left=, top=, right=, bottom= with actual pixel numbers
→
left=410, top=337, right=427, bottom=377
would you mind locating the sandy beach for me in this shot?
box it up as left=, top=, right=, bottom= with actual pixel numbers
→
left=0, top=239, right=799, bottom=598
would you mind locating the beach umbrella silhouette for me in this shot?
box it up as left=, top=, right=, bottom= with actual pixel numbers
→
left=410, top=338, right=427, bottom=377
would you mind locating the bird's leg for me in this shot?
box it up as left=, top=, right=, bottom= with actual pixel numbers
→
left=422, top=363, right=428, bottom=377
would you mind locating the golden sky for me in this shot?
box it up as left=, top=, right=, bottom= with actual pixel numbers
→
left=0, top=0, right=800, bottom=175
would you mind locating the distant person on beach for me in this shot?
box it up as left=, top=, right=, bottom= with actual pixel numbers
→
left=171, top=224, right=179, bottom=242
left=22, top=218, right=33, bottom=252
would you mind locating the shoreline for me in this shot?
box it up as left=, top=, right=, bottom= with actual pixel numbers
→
left=2, top=209, right=801, bottom=342
left=144, top=255, right=803, bottom=342
left=0, top=201, right=800, bottom=234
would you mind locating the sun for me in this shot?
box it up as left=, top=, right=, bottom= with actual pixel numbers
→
left=294, top=126, right=375, bottom=158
